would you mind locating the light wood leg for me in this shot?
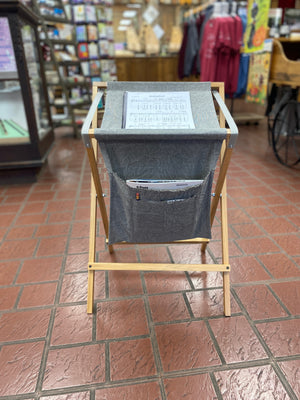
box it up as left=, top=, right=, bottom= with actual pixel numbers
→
left=87, top=269, right=95, bottom=314
left=223, top=271, right=231, bottom=316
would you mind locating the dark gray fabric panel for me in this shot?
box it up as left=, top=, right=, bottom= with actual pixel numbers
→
left=100, top=139, right=223, bottom=180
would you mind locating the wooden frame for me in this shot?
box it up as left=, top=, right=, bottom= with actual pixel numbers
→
left=84, top=81, right=235, bottom=316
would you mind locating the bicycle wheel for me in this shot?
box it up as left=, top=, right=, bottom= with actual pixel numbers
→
left=272, top=99, right=300, bottom=167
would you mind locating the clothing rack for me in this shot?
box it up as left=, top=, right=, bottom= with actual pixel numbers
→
left=183, top=0, right=215, bottom=18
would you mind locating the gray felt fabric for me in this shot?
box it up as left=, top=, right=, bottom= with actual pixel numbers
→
left=94, top=82, right=227, bottom=244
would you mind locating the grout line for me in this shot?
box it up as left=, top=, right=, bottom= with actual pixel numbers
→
left=205, top=319, right=226, bottom=365
left=35, top=145, right=88, bottom=394
left=210, top=371, right=224, bottom=400
left=140, top=271, right=165, bottom=389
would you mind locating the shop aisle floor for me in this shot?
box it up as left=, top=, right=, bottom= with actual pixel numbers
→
left=0, top=119, right=299, bottom=400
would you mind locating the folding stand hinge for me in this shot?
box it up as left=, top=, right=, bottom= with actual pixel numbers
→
left=212, top=193, right=222, bottom=197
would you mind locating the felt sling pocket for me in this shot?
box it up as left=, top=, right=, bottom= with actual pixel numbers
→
left=108, top=170, right=214, bottom=244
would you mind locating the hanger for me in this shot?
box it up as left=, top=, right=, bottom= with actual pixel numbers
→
left=183, top=0, right=216, bottom=19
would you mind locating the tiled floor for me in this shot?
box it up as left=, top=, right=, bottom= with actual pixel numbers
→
left=0, top=119, right=299, bottom=400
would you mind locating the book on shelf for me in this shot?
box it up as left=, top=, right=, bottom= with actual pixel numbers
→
left=87, top=24, right=98, bottom=41
left=77, top=43, right=89, bottom=59
left=80, top=61, right=90, bottom=76
left=88, top=42, right=98, bottom=59
left=73, top=5, right=85, bottom=23
left=99, top=39, right=109, bottom=56
left=76, top=25, right=87, bottom=42
left=89, top=60, right=100, bottom=76
left=85, top=5, right=97, bottom=22
left=97, top=22, right=106, bottom=39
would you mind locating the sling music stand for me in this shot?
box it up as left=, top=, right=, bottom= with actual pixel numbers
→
left=82, top=81, right=238, bottom=315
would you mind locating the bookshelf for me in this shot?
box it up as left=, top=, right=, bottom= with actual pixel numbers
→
left=33, top=0, right=92, bottom=137
left=71, top=0, right=117, bottom=84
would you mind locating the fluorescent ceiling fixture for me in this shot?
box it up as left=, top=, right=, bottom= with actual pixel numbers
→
left=118, top=26, right=128, bottom=31
left=120, top=19, right=131, bottom=25
left=127, top=4, right=142, bottom=8
left=123, top=10, right=137, bottom=18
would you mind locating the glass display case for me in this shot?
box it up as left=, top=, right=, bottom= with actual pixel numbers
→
left=0, top=0, right=54, bottom=182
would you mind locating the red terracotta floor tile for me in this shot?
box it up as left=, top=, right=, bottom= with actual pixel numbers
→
left=0, top=286, right=20, bottom=310
left=27, top=191, right=55, bottom=202
left=17, top=256, right=62, bottom=283
left=35, top=223, right=70, bottom=237
left=74, top=207, right=90, bottom=221
left=43, top=344, right=105, bottom=390
left=21, top=201, right=46, bottom=214
left=0, top=309, right=51, bottom=342
left=246, top=185, right=277, bottom=197
left=40, top=392, right=89, bottom=400
left=273, top=234, right=300, bottom=256
left=164, top=374, right=217, bottom=400
left=0, top=260, right=20, bottom=285
left=269, top=204, right=299, bottom=217
left=51, top=305, right=93, bottom=345
left=36, top=236, right=68, bottom=257
left=60, top=272, right=105, bottom=303
left=139, top=246, right=171, bottom=263
left=215, top=365, right=290, bottom=400
left=258, top=253, right=300, bottom=278
left=189, top=270, right=223, bottom=289
left=0, top=203, right=21, bottom=213
left=279, top=359, right=300, bottom=399
left=155, top=321, right=221, bottom=372
left=18, top=282, right=57, bottom=308
left=227, top=208, right=253, bottom=224
left=186, top=289, right=240, bottom=317
left=71, top=221, right=90, bottom=238
left=55, top=189, right=78, bottom=200
left=270, top=281, right=300, bottom=315
left=95, top=382, right=162, bottom=400
left=209, top=316, right=267, bottom=363
left=96, top=298, right=148, bottom=340
left=0, top=341, right=44, bottom=396
left=246, top=206, right=275, bottom=220
left=46, top=200, right=75, bottom=213
left=144, top=271, right=192, bottom=294
left=6, top=226, right=36, bottom=240
left=0, top=238, right=38, bottom=260
left=258, top=217, right=299, bottom=235
left=208, top=240, right=243, bottom=258
left=236, top=237, right=280, bottom=255
left=108, top=270, right=143, bottom=298
left=15, top=213, right=47, bottom=226
left=281, top=190, right=300, bottom=203
left=257, top=319, right=300, bottom=357
left=168, top=244, right=207, bottom=264
left=67, top=237, right=92, bottom=254
left=233, top=196, right=266, bottom=208
left=149, top=293, right=190, bottom=322
left=229, top=256, right=271, bottom=283
left=65, top=253, right=88, bottom=272
left=232, top=223, right=265, bottom=238
left=48, top=211, right=73, bottom=223
left=0, top=227, right=7, bottom=241
left=235, top=285, right=288, bottom=320
left=110, top=338, right=156, bottom=381
left=0, top=213, right=16, bottom=227
left=262, top=194, right=289, bottom=206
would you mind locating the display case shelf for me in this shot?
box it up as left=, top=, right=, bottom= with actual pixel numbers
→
left=0, top=0, right=54, bottom=182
